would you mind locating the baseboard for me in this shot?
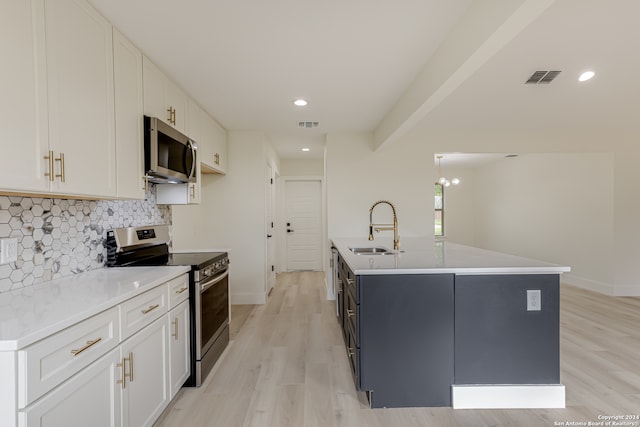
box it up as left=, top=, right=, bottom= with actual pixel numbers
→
left=452, top=384, right=565, bottom=409
left=230, top=292, right=266, bottom=305
left=611, top=285, right=640, bottom=297
left=562, top=273, right=614, bottom=295
left=325, top=276, right=336, bottom=301
left=562, top=274, right=640, bottom=296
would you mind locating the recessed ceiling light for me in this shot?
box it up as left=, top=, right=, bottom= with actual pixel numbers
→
left=578, top=71, right=595, bottom=82
left=301, top=148, right=310, bottom=152
left=294, top=99, right=307, bottom=106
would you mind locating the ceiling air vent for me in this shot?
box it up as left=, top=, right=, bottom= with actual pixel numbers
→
left=298, top=121, right=319, bottom=129
left=525, top=70, right=561, bottom=84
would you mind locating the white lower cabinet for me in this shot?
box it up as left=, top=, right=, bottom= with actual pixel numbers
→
left=19, top=348, right=122, bottom=427
left=120, top=317, right=169, bottom=427
left=7, top=273, right=190, bottom=427
left=169, top=300, right=190, bottom=399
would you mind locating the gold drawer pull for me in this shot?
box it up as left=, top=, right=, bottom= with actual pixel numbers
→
left=347, top=309, right=355, bottom=317
left=348, top=347, right=355, bottom=358
left=141, top=304, right=160, bottom=314
left=346, top=278, right=354, bottom=285
left=175, top=287, right=188, bottom=294
left=70, top=338, right=102, bottom=356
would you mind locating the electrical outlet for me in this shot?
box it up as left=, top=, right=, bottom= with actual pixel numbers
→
left=0, top=238, right=18, bottom=265
left=527, top=289, right=541, bottom=311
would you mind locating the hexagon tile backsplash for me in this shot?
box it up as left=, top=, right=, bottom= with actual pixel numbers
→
left=0, top=188, right=171, bottom=293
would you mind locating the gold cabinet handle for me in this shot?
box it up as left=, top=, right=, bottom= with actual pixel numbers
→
left=214, top=153, right=220, bottom=165
left=141, top=304, right=160, bottom=314
left=172, top=317, right=179, bottom=340
left=117, top=351, right=134, bottom=389
left=172, top=107, right=176, bottom=125
left=175, top=287, right=188, bottom=294
left=129, top=351, right=134, bottom=382
left=348, top=347, right=355, bottom=358
left=44, top=150, right=54, bottom=181
left=70, top=337, right=102, bottom=356
left=347, top=309, right=355, bottom=317
left=346, top=278, right=354, bottom=285
left=117, top=358, right=126, bottom=389
left=189, top=184, right=195, bottom=199
left=143, top=175, right=149, bottom=192
left=54, top=152, right=65, bottom=182
left=167, top=107, right=173, bottom=124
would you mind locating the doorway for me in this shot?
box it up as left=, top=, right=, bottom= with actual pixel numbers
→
left=285, top=179, right=323, bottom=271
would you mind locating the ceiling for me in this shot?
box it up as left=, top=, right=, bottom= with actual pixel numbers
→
left=87, top=0, right=640, bottom=162
left=87, top=0, right=471, bottom=159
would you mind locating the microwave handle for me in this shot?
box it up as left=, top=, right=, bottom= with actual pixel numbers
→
left=187, top=140, right=197, bottom=179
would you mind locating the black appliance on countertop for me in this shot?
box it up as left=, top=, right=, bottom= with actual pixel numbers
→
left=106, top=224, right=229, bottom=387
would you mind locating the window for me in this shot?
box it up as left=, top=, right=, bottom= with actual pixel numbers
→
left=434, top=183, right=444, bottom=236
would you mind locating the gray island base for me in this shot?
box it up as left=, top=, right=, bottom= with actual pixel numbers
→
left=331, top=237, right=570, bottom=409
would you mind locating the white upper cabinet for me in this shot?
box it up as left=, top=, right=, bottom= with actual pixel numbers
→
left=187, top=99, right=228, bottom=175
left=143, top=56, right=188, bottom=134
left=113, top=29, right=145, bottom=200
left=44, top=0, right=116, bottom=198
left=0, top=0, right=50, bottom=193
left=201, top=112, right=228, bottom=175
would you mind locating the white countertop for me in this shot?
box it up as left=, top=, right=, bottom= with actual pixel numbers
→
left=332, top=237, right=571, bottom=276
left=0, top=266, right=190, bottom=351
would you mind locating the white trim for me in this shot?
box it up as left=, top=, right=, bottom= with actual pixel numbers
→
left=451, top=384, right=565, bottom=409
left=230, top=292, right=266, bottom=305
left=562, top=273, right=614, bottom=295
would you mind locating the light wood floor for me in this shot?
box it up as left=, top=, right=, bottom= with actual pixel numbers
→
left=155, top=272, right=640, bottom=427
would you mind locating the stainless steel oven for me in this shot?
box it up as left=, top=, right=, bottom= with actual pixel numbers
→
left=193, top=257, right=229, bottom=386
left=106, top=225, right=230, bottom=387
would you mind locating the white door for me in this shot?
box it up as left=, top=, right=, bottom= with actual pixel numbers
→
left=121, top=317, right=169, bottom=427
left=168, top=300, right=190, bottom=399
left=45, top=0, right=116, bottom=197
left=285, top=179, right=322, bottom=271
left=0, top=0, right=50, bottom=193
left=113, top=29, right=144, bottom=199
left=265, top=164, right=276, bottom=294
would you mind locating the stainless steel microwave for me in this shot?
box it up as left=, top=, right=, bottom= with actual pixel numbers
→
left=144, top=116, right=197, bottom=184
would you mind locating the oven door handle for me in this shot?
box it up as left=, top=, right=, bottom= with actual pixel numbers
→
left=200, top=269, right=229, bottom=293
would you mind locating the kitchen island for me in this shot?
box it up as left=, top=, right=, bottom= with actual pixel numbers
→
left=331, top=237, right=570, bottom=409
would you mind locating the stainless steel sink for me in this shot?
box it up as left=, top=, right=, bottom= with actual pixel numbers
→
left=349, top=246, right=392, bottom=255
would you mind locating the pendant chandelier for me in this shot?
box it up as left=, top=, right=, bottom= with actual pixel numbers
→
left=436, top=155, right=460, bottom=187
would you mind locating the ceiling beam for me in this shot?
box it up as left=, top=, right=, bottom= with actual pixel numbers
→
left=373, top=0, right=557, bottom=151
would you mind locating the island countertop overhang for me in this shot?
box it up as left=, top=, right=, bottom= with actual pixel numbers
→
left=331, top=237, right=571, bottom=276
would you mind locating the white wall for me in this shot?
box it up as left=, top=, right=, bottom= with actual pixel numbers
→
left=437, top=165, right=477, bottom=246
left=468, top=153, right=614, bottom=294
left=280, top=158, right=323, bottom=176
left=326, top=132, right=434, bottom=240
left=172, top=131, right=280, bottom=304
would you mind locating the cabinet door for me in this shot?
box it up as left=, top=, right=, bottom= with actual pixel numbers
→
left=165, top=79, right=188, bottom=134
left=168, top=300, right=190, bottom=399
left=44, top=0, right=116, bottom=197
left=142, top=56, right=169, bottom=122
left=113, top=29, right=144, bottom=199
left=18, top=348, right=121, bottom=427
left=0, top=0, right=50, bottom=193
left=121, top=317, right=169, bottom=427
left=201, top=112, right=227, bottom=174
